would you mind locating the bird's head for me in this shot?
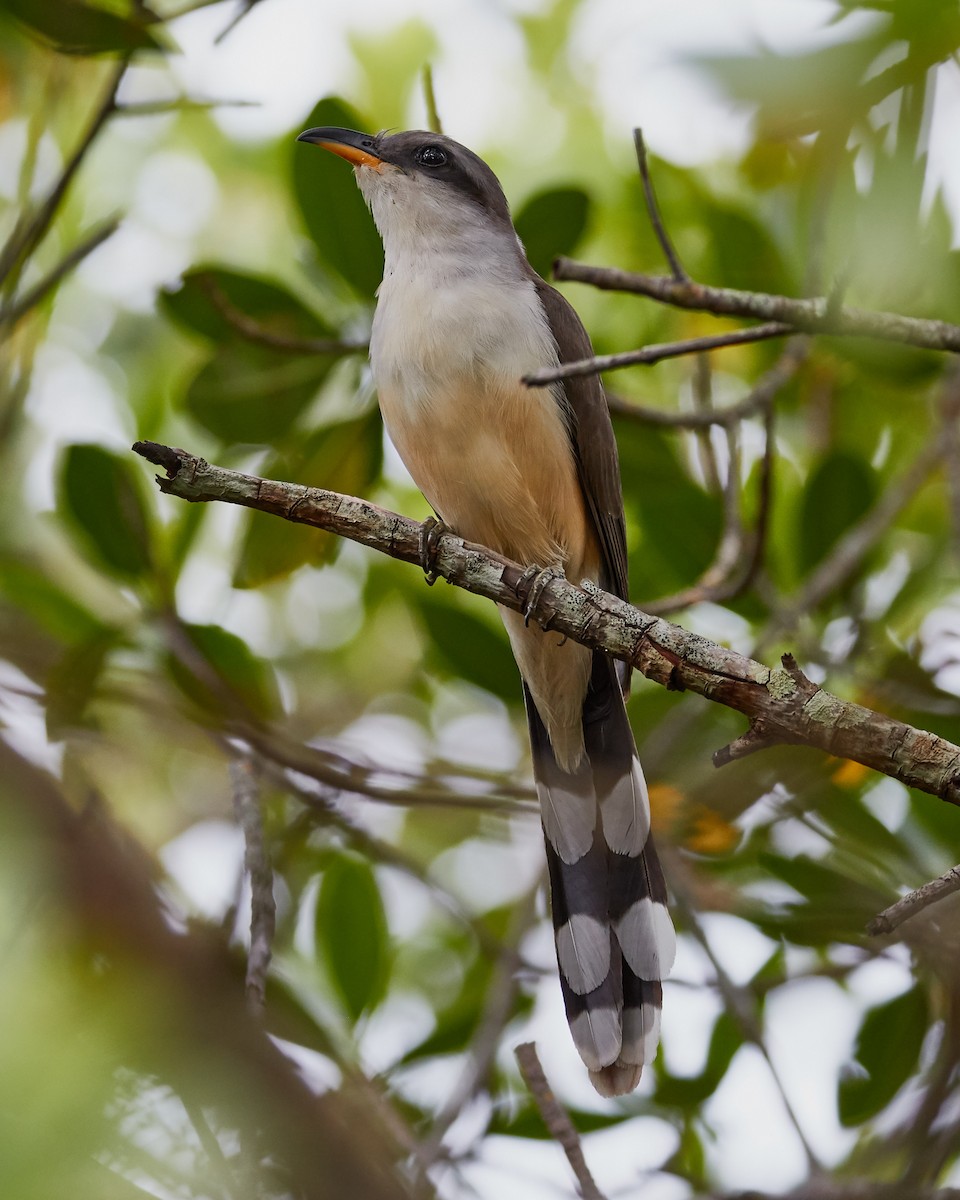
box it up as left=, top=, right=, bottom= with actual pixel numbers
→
left=296, top=126, right=516, bottom=253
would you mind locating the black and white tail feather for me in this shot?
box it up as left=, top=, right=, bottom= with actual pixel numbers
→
left=525, top=653, right=675, bottom=1097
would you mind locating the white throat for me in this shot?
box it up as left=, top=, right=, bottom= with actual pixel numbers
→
left=356, top=164, right=559, bottom=404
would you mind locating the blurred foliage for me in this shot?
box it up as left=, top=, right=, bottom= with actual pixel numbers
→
left=2, top=1, right=960, bottom=1198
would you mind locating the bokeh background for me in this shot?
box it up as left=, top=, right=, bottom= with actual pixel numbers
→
left=4, top=1, right=960, bottom=1198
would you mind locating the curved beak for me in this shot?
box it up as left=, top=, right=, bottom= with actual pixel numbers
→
left=296, top=126, right=384, bottom=170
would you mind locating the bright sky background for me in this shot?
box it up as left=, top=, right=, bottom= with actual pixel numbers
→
left=161, top=0, right=960, bottom=220
left=8, top=1, right=957, bottom=1196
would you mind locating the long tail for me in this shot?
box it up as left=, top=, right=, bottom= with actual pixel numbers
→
left=524, top=653, right=675, bottom=1097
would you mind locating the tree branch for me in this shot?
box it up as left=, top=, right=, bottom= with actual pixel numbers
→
left=553, top=258, right=960, bottom=355
left=0, top=61, right=126, bottom=290
left=254, top=747, right=533, bottom=972
left=868, top=866, right=960, bottom=937
left=237, top=723, right=534, bottom=813
left=633, top=127, right=687, bottom=282
left=718, top=1188, right=960, bottom=1200
left=756, top=386, right=956, bottom=652
left=422, top=65, right=443, bottom=135
left=666, top=850, right=821, bottom=1171
left=132, top=440, right=960, bottom=809
left=0, top=217, right=120, bottom=332
left=229, top=755, right=275, bottom=1015
left=607, top=334, right=805, bottom=428
left=514, top=1042, right=608, bottom=1200
left=1, top=741, right=409, bottom=1200
left=416, top=892, right=535, bottom=1179
left=523, top=322, right=790, bottom=386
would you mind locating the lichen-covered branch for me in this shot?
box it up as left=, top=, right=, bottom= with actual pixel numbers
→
left=132, top=440, right=960, bottom=809
left=553, top=258, right=960, bottom=355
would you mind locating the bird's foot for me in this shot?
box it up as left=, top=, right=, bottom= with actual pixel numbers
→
left=419, top=516, right=450, bottom=585
left=518, top=564, right=564, bottom=627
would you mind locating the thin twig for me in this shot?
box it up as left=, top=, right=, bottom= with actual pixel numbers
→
left=240, top=724, right=534, bottom=813
left=691, top=350, right=721, bottom=493
left=757, top=415, right=952, bottom=651
left=523, top=322, right=790, bottom=386
left=898, top=997, right=960, bottom=1188
left=422, top=66, right=443, bottom=135
left=255, top=752, right=535, bottom=973
left=553, top=258, right=960, bottom=355
left=641, top=342, right=801, bottom=615
left=0, top=218, right=120, bottom=332
left=115, top=98, right=258, bottom=116
left=633, top=123, right=718, bottom=493
left=750, top=396, right=778, bottom=580
left=229, top=756, right=275, bottom=1014
left=14, top=60, right=49, bottom=221
left=868, top=866, right=960, bottom=937
left=197, top=274, right=367, bottom=356
left=215, top=0, right=264, bottom=43
left=417, top=890, right=537, bottom=1179
left=666, top=854, right=823, bottom=1173
left=162, top=0, right=228, bottom=17
left=608, top=336, right=806, bottom=428
left=669, top=416, right=745, bottom=605
left=0, top=61, right=126, bottom=290
left=713, top=420, right=745, bottom=569
left=633, top=127, right=687, bottom=282
left=180, top=1096, right=237, bottom=1200
left=718, top=1188, right=960, bottom=1200
left=514, top=1043, right=608, bottom=1200
left=940, top=364, right=960, bottom=559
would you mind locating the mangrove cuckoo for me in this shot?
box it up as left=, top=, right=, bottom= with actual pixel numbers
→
left=297, top=125, right=675, bottom=1096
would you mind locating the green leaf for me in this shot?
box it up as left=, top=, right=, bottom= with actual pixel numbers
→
left=233, top=411, right=383, bottom=587
left=756, top=853, right=888, bottom=945
left=401, top=998, right=484, bottom=1064
left=399, top=907, right=526, bottom=1063
left=169, top=263, right=344, bottom=446
left=160, top=268, right=333, bottom=345
left=615, top=423, right=723, bottom=596
left=488, top=1103, right=623, bottom=1139
left=58, top=444, right=153, bottom=580
left=798, top=450, right=877, bottom=575
left=514, top=187, right=590, bottom=278
left=167, top=623, right=280, bottom=721
left=315, top=854, right=390, bottom=1022
left=705, top=203, right=792, bottom=295
left=696, top=37, right=887, bottom=139
left=183, top=343, right=333, bottom=444
left=0, top=559, right=104, bottom=643
left=656, top=1011, right=742, bottom=1108
left=838, top=984, right=929, bottom=1126
left=0, top=0, right=163, bottom=55
left=413, top=593, right=516, bottom=702
left=45, top=630, right=118, bottom=739
left=263, top=975, right=336, bottom=1058
left=667, top=1119, right=708, bottom=1190
left=291, top=97, right=383, bottom=298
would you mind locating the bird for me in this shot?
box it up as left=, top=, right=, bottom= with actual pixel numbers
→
left=297, top=124, right=675, bottom=1096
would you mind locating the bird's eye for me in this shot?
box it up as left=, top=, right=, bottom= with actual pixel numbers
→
left=416, top=145, right=448, bottom=167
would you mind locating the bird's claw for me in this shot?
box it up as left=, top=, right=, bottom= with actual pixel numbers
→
left=519, top=565, right=563, bottom=627
left=419, top=516, right=449, bottom=585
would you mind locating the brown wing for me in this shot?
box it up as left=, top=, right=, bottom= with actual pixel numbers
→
left=534, top=279, right=629, bottom=603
